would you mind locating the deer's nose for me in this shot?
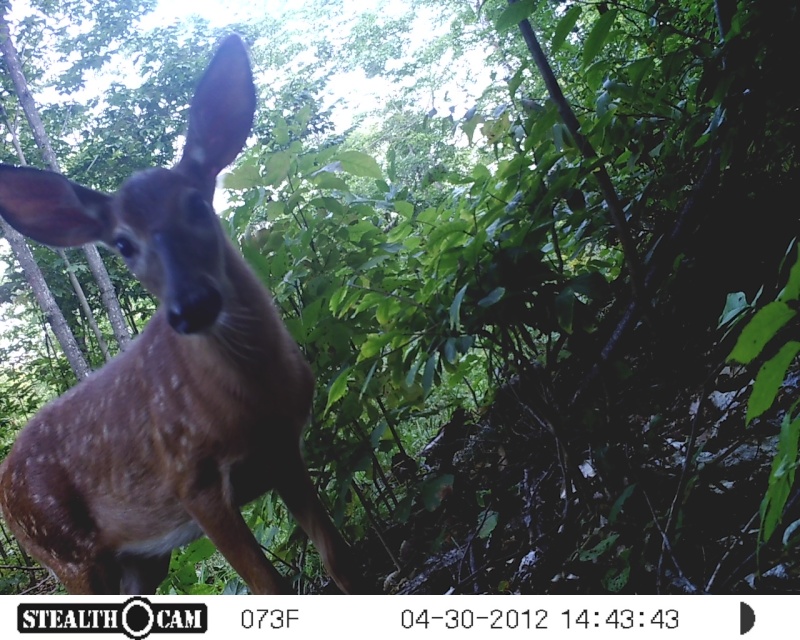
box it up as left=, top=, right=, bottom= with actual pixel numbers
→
left=168, top=286, right=223, bottom=334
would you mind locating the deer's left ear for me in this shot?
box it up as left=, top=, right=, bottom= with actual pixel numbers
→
left=0, top=165, right=112, bottom=248
left=178, top=34, right=256, bottom=182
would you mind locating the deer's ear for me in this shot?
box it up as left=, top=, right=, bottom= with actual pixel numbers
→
left=0, top=165, right=112, bottom=247
left=179, top=34, right=256, bottom=181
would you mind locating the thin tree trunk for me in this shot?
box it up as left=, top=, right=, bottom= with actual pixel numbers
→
left=0, top=25, right=91, bottom=380
left=0, top=219, right=91, bottom=379
left=59, top=250, right=111, bottom=361
left=0, top=10, right=131, bottom=353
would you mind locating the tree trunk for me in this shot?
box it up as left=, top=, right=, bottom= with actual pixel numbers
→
left=0, top=219, right=91, bottom=379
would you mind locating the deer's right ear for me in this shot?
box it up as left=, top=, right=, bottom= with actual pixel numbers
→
left=0, top=165, right=112, bottom=248
left=178, top=35, right=256, bottom=182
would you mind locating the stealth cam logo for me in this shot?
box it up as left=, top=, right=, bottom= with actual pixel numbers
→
left=18, top=597, right=208, bottom=639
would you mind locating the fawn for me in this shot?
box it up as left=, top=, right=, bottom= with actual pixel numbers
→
left=0, top=35, right=359, bottom=595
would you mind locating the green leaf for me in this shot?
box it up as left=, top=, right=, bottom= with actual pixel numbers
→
left=378, top=242, right=403, bottom=254
left=354, top=291, right=384, bottom=313
left=337, top=150, right=382, bottom=179
left=376, top=297, right=400, bottom=325
left=310, top=196, right=344, bottom=215
left=496, top=0, right=537, bottom=32
left=457, top=335, right=474, bottom=353
left=394, top=496, right=413, bottom=523
left=310, top=171, right=351, bottom=191
left=508, top=67, right=525, bottom=99
left=222, top=162, right=261, bottom=190
left=187, top=584, right=217, bottom=595
left=417, top=207, right=439, bottom=224
left=422, top=353, right=437, bottom=396
left=596, top=90, right=612, bottom=117
left=359, top=332, right=393, bottom=360
left=783, top=518, right=800, bottom=548
left=729, top=301, right=796, bottom=364
left=553, top=122, right=566, bottom=149
left=421, top=474, right=454, bottom=511
left=625, top=57, right=655, bottom=88
left=273, top=118, right=290, bottom=146
left=181, top=538, right=216, bottom=565
left=360, top=360, right=378, bottom=399
left=552, top=5, right=581, bottom=52
left=609, top=484, right=636, bottom=523
left=477, top=511, right=499, bottom=539
left=264, top=200, right=286, bottom=221
left=450, top=285, right=468, bottom=329
left=443, top=338, right=457, bottom=364
left=360, top=254, right=390, bottom=271
left=569, top=272, right=610, bottom=299
left=241, top=243, right=273, bottom=285
left=462, top=112, right=484, bottom=145
left=472, top=164, right=491, bottom=182
left=555, top=289, right=575, bottom=333
left=761, top=410, right=800, bottom=542
left=779, top=245, right=800, bottom=302
left=329, top=286, right=350, bottom=316
left=747, top=341, right=800, bottom=425
left=478, top=287, right=505, bottom=307
left=579, top=533, right=619, bottom=561
left=405, top=358, right=422, bottom=387
left=394, top=201, right=414, bottom=217
left=263, top=151, right=291, bottom=187
left=602, top=565, right=630, bottom=592
left=325, top=367, right=351, bottom=415
left=582, top=9, right=618, bottom=68
left=428, top=219, right=470, bottom=251
left=718, top=292, right=749, bottom=327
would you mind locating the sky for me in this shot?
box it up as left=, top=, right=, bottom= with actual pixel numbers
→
left=6, top=0, right=492, bottom=136
left=142, top=0, right=276, bottom=30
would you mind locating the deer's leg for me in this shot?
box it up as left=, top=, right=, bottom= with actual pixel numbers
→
left=54, top=566, right=107, bottom=595
left=274, top=448, right=361, bottom=594
left=47, top=550, right=122, bottom=594
left=180, top=479, right=290, bottom=595
left=2, top=463, right=122, bottom=594
left=119, top=552, right=171, bottom=595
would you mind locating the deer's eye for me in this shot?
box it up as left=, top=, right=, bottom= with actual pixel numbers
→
left=114, top=235, right=137, bottom=259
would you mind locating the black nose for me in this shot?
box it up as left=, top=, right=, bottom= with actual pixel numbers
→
left=168, top=287, right=223, bottom=334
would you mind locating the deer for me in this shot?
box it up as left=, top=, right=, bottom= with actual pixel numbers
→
left=0, top=34, right=361, bottom=595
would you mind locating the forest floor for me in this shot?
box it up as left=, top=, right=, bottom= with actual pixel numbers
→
left=358, top=346, right=800, bottom=594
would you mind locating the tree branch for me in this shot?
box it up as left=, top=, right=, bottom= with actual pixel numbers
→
left=509, top=0, right=644, bottom=299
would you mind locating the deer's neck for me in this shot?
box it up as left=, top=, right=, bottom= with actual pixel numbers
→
left=214, top=242, right=284, bottom=364
left=138, top=239, right=311, bottom=418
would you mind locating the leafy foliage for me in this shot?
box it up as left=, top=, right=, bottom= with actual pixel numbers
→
left=726, top=243, right=800, bottom=542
